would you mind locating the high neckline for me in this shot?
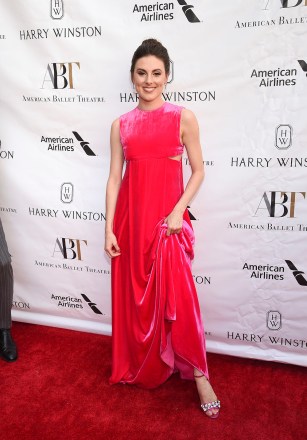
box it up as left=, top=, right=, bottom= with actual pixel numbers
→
left=136, top=102, right=166, bottom=113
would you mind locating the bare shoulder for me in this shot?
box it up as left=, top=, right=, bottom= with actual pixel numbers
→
left=110, top=118, right=121, bottom=139
left=181, top=108, right=198, bottom=126
left=181, top=108, right=199, bottom=134
left=111, top=118, right=120, bottom=131
left=110, top=118, right=122, bottom=149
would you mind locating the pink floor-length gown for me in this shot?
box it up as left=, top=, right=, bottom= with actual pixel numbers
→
left=110, top=102, right=209, bottom=389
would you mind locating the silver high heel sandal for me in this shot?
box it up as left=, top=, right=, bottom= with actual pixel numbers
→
left=194, top=374, right=221, bottom=419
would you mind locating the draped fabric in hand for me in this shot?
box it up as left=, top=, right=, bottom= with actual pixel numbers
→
left=110, top=102, right=208, bottom=389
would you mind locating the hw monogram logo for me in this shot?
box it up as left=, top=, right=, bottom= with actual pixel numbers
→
left=72, top=132, right=96, bottom=156
left=50, top=0, right=64, bottom=19
left=53, top=238, right=87, bottom=260
left=177, top=0, right=200, bottom=23
left=275, top=125, right=292, bottom=150
left=41, top=62, right=80, bottom=89
left=254, top=191, right=306, bottom=217
left=285, top=260, right=307, bottom=286
left=167, top=60, right=174, bottom=84
left=266, top=311, right=282, bottom=330
left=61, top=183, right=74, bottom=203
left=81, top=294, right=104, bottom=315
left=263, top=0, right=307, bottom=9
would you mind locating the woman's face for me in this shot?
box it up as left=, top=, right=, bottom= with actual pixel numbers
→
left=132, top=55, right=168, bottom=103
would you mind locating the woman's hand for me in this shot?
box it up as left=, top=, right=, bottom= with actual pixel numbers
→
left=165, top=210, right=183, bottom=236
left=104, top=231, right=121, bottom=258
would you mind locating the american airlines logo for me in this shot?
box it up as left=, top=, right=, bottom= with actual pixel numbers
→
left=177, top=0, right=200, bottom=22
left=81, top=294, right=104, bottom=315
left=298, top=60, right=307, bottom=76
left=132, top=1, right=201, bottom=23
left=285, top=260, right=307, bottom=286
left=187, top=206, right=197, bottom=220
left=72, top=131, right=96, bottom=156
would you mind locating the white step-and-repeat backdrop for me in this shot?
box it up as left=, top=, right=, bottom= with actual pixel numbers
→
left=0, top=0, right=306, bottom=367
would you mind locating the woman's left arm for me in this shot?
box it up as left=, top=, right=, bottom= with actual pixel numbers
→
left=165, top=108, right=205, bottom=236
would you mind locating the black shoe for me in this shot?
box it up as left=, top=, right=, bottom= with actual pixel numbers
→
left=0, top=328, right=18, bottom=362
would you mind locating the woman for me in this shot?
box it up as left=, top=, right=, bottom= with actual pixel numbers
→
left=105, top=39, right=220, bottom=418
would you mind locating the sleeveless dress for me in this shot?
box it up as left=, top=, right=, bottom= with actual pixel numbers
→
left=110, top=102, right=208, bottom=389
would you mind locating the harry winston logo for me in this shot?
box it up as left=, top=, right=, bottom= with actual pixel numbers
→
left=298, top=60, right=307, bottom=76
left=50, top=0, right=64, bottom=19
left=61, top=183, right=74, bottom=203
left=275, top=125, right=292, bottom=150
left=266, top=311, right=282, bottom=330
left=41, top=62, right=80, bottom=89
left=53, top=238, right=88, bottom=260
left=81, top=294, right=104, bottom=315
left=177, top=0, right=200, bottom=22
left=285, top=260, right=307, bottom=286
left=0, top=140, right=14, bottom=160
left=72, top=131, right=96, bottom=156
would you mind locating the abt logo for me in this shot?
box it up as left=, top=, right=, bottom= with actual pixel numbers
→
left=177, top=0, right=200, bottom=23
left=254, top=191, right=306, bottom=217
left=41, top=62, right=80, bottom=89
left=50, top=0, right=64, bottom=19
left=275, top=125, right=292, bottom=150
left=263, top=0, right=307, bottom=9
left=53, top=238, right=87, bottom=260
left=266, top=311, right=282, bottom=330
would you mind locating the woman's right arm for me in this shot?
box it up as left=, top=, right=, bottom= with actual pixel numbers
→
left=104, top=118, right=124, bottom=258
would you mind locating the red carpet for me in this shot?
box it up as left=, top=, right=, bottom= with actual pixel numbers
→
left=0, top=322, right=305, bottom=440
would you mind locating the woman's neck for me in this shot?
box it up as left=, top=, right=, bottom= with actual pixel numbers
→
left=137, top=97, right=165, bottom=112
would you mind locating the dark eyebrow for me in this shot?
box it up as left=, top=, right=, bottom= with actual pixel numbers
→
left=136, top=68, right=162, bottom=72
